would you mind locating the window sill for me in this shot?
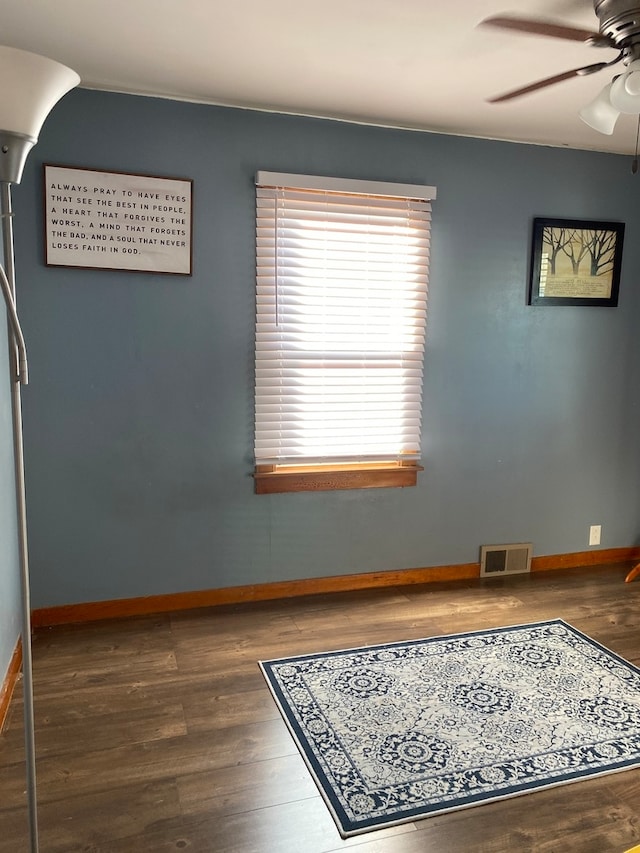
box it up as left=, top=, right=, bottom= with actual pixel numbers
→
left=253, top=462, right=423, bottom=494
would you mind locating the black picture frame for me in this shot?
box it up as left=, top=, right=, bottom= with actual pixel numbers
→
left=528, top=217, right=624, bottom=307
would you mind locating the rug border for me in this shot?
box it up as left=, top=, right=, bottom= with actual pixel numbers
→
left=259, top=618, right=640, bottom=838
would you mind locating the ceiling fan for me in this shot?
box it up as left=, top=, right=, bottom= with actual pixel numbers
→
left=481, top=0, right=640, bottom=134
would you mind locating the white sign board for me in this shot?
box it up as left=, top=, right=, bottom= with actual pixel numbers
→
left=44, top=165, right=193, bottom=275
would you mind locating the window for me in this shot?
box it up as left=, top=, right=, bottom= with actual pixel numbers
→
left=254, top=171, right=436, bottom=494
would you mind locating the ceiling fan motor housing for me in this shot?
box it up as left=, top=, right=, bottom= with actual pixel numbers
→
left=595, top=0, right=640, bottom=60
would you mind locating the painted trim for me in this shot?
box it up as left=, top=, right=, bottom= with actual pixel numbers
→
left=532, top=548, right=640, bottom=571
left=255, top=171, right=437, bottom=200
left=30, top=546, right=640, bottom=629
left=0, top=636, right=22, bottom=733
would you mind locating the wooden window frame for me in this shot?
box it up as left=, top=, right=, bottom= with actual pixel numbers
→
left=254, top=461, right=423, bottom=494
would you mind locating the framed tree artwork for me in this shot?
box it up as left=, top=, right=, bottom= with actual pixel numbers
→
left=528, top=217, right=624, bottom=307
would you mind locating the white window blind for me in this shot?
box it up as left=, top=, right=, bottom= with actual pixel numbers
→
left=255, top=172, right=435, bottom=467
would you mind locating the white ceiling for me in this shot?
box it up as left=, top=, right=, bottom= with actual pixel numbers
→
left=2, top=0, right=640, bottom=155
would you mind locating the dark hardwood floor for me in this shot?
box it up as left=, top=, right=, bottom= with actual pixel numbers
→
left=2, top=564, right=640, bottom=852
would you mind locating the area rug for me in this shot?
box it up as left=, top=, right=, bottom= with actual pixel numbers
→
left=259, top=619, right=640, bottom=837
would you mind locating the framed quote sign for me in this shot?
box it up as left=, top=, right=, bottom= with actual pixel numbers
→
left=44, top=164, right=193, bottom=275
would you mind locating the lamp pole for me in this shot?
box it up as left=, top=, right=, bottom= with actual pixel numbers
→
left=0, top=45, right=79, bottom=853
left=1, top=180, right=38, bottom=852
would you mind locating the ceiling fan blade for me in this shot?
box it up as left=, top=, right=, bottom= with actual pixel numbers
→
left=480, top=15, right=614, bottom=47
left=488, top=63, right=609, bottom=104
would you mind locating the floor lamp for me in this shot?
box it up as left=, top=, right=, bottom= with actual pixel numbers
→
left=0, top=45, right=79, bottom=853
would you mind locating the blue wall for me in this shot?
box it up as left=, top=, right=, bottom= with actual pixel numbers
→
left=12, top=88, right=640, bottom=609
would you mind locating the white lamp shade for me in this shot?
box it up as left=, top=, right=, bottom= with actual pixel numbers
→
left=579, top=83, right=620, bottom=135
left=0, top=45, right=79, bottom=140
left=609, top=68, right=640, bottom=114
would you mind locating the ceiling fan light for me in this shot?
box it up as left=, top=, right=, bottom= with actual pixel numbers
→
left=610, top=70, right=640, bottom=113
left=624, top=71, right=640, bottom=97
left=579, top=83, right=620, bottom=134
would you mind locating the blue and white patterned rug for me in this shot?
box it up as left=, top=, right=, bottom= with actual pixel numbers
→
left=259, top=619, right=640, bottom=837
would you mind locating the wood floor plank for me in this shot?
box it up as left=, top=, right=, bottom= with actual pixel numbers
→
left=176, top=752, right=318, bottom=817
left=181, top=686, right=281, bottom=734
left=1, top=717, right=297, bottom=811
left=0, top=699, right=188, bottom=762
left=0, top=779, right=181, bottom=853
left=149, top=796, right=417, bottom=853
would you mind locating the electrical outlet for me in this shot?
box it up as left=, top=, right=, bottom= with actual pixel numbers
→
left=589, top=525, right=601, bottom=546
